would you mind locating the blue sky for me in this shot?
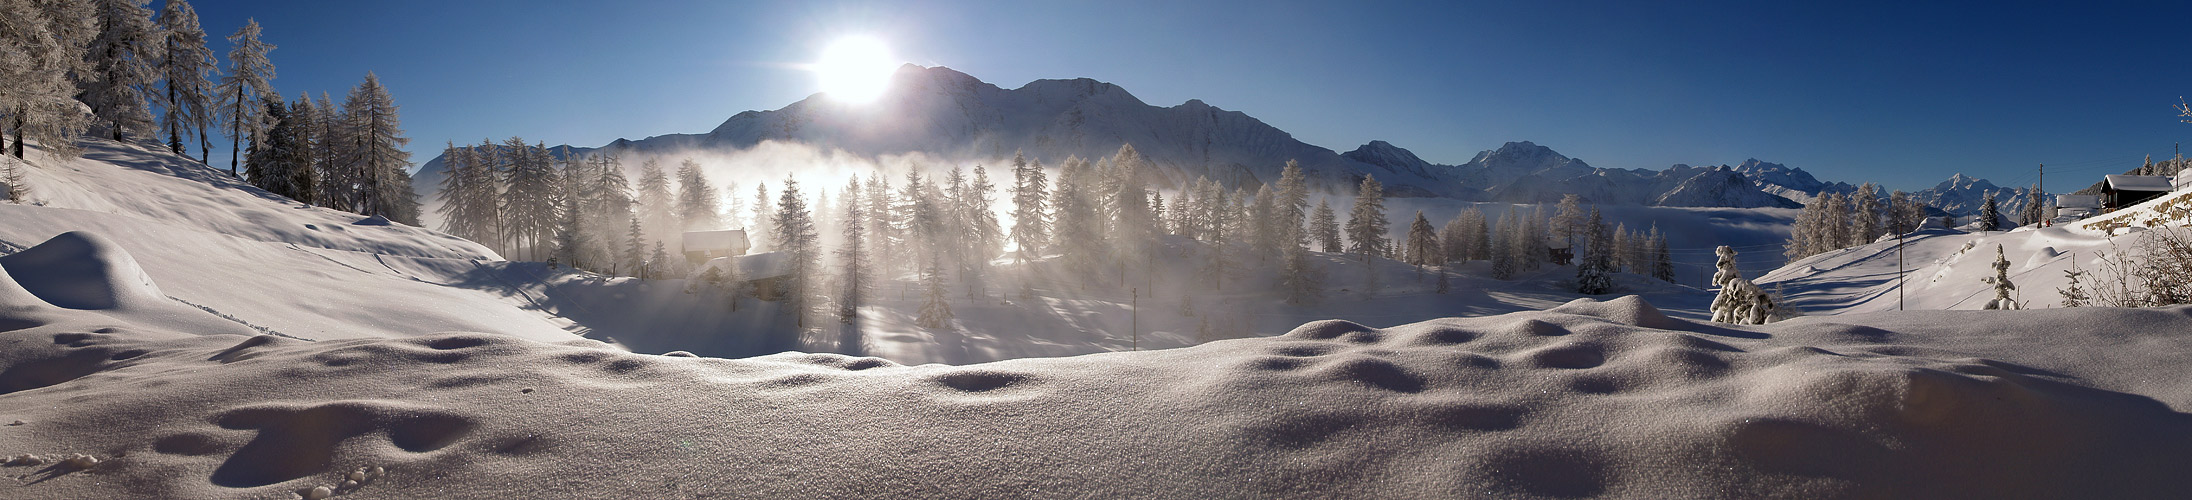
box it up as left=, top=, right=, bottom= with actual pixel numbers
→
left=185, top=0, right=2192, bottom=192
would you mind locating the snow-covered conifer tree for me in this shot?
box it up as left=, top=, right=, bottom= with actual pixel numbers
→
left=1440, top=212, right=1469, bottom=263
left=1709, top=246, right=1777, bottom=324
left=1345, top=174, right=1388, bottom=263
left=1853, top=183, right=1883, bottom=243
left=1281, top=239, right=1323, bottom=305
left=1983, top=244, right=2020, bottom=310
left=1575, top=207, right=1613, bottom=294
left=83, top=0, right=159, bottom=142
left=1978, top=191, right=2001, bottom=232
left=2, top=0, right=96, bottom=159
left=1248, top=184, right=1278, bottom=259
left=214, top=18, right=274, bottom=175
left=749, top=182, right=771, bottom=250
left=1467, top=207, right=1491, bottom=261
left=155, top=0, right=215, bottom=159
left=2058, top=260, right=2088, bottom=307
left=1009, top=152, right=1048, bottom=263
left=2019, top=184, right=2044, bottom=226
left=862, top=174, right=896, bottom=278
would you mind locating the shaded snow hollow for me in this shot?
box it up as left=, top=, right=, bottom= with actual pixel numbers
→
left=1, top=230, right=2189, bottom=498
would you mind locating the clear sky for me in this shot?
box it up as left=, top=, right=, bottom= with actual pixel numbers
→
left=184, top=0, right=2192, bottom=192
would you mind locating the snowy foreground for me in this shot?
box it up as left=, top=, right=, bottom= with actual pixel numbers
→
left=4, top=141, right=2192, bottom=498
left=2, top=250, right=2189, bottom=498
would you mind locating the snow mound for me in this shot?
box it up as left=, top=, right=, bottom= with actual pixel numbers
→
left=351, top=215, right=392, bottom=226
left=0, top=231, right=164, bottom=310
left=0, top=296, right=2184, bottom=498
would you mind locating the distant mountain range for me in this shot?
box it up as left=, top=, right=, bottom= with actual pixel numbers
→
left=412, top=64, right=2024, bottom=216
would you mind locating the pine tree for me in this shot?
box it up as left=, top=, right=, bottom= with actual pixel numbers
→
left=214, top=18, right=274, bottom=176
left=155, top=0, right=214, bottom=160
left=339, top=73, right=415, bottom=224
left=1009, top=152, right=1049, bottom=263
left=1311, top=198, right=1341, bottom=253
left=83, top=0, right=159, bottom=142
left=1345, top=175, right=1388, bottom=263
left=2058, top=259, right=2089, bottom=307
left=674, top=159, right=720, bottom=231
left=773, top=177, right=820, bottom=327
left=837, top=175, right=868, bottom=324
left=2, top=0, right=96, bottom=159
left=1978, top=191, right=2001, bottom=232
left=1405, top=210, right=1441, bottom=271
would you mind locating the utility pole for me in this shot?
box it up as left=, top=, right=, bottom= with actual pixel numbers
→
left=1898, top=232, right=1905, bottom=311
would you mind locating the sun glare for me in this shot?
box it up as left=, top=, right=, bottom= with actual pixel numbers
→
left=813, top=36, right=897, bottom=104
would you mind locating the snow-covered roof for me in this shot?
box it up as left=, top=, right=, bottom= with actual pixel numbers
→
left=2104, top=175, right=2174, bottom=192
left=2055, top=194, right=2101, bottom=208
left=682, top=229, right=748, bottom=253
left=699, top=251, right=791, bottom=280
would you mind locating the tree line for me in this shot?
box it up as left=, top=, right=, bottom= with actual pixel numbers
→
left=2, top=0, right=418, bottom=221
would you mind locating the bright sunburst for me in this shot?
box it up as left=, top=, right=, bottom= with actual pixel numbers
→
left=812, top=36, right=897, bottom=104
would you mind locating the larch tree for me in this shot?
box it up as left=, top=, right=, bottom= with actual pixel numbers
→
left=963, top=165, right=1002, bottom=298
left=837, top=175, right=869, bottom=325
left=82, top=0, right=159, bottom=142
left=1275, top=159, right=1311, bottom=249
left=339, top=73, right=415, bottom=224
left=633, top=159, right=677, bottom=245
left=624, top=215, right=647, bottom=276
left=1008, top=152, right=1049, bottom=263
left=1440, top=211, right=1471, bottom=263
left=1853, top=183, right=1883, bottom=243
left=1345, top=174, right=1388, bottom=263
left=1490, top=208, right=1518, bottom=280
left=1311, top=198, right=1341, bottom=253
left=1649, top=224, right=1675, bottom=283
left=3, top=0, right=96, bottom=159
left=2020, top=184, right=2045, bottom=226
left=915, top=253, right=952, bottom=329
left=155, top=0, right=214, bottom=160
left=1405, top=210, right=1441, bottom=271
left=500, top=138, right=558, bottom=260
left=674, top=159, right=720, bottom=231
left=1551, top=194, right=1586, bottom=248
left=214, top=18, right=274, bottom=176
left=773, top=177, right=820, bottom=328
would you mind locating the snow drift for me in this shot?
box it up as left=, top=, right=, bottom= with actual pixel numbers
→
left=1, top=270, right=2187, bottom=498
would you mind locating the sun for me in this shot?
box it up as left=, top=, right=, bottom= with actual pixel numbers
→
left=812, top=36, right=897, bottom=104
